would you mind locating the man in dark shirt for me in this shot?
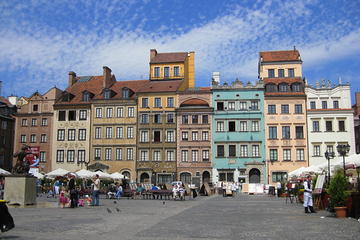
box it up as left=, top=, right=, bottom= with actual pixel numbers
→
left=68, top=174, right=77, bottom=208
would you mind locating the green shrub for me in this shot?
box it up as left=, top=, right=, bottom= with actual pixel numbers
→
left=328, top=170, right=350, bottom=207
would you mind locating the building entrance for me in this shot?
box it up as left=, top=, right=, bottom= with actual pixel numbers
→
left=249, top=168, right=260, bottom=183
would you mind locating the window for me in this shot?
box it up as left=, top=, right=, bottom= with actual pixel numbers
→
left=68, top=110, right=76, bottom=121
left=166, top=130, right=175, bottom=142
left=229, top=145, right=236, bottom=157
left=154, top=114, right=161, bottom=124
left=229, top=121, right=236, bottom=132
left=39, top=152, right=46, bottom=162
left=266, top=84, right=277, bottom=92
left=268, top=105, right=276, bottom=114
left=82, top=92, right=90, bottom=102
left=127, top=107, right=134, bottom=117
left=278, top=69, right=284, bottom=77
left=313, top=121, right=320, bottom=132
left=116, top=127, right=123, bottom=139
left=56, top=150, right=64, bottom=162
left=192, top=150, right=199, bottom=162
left=140, top=150, right=149, bottom=161
left=239, top=102, right=247, bottom=110
left=182, top=131, right=188, bottom=141
left=105, top=148, right=112, bottom=161
left=333, top=100, right=339, bottom=109
left=96, top=108, right=102, bottom=118
left=31, top=118, right=37, bottom=126
left=167, top=113, right=174, bottom=123
left=295, top=126, right=304, bottom=139
left=106, top=108, right=113, bottom=118
left=153, top=131, right=161, bottom=142
left=202, top=115, right=208, bottom=124
left=327, top=145, right=334, bottom=154
left=192, top=115, right=198, bottom=124
left=281, top=104, right=289, bottom=114
left=268, top=69, right=275, bottom=78
left=95, top=127, right=102, bottom=139
left=155, top=98, right=161, bottom=108
left=288, top=68, right=294, bottom=77
left=140, top=131, right=149, bottom=142
left=21, top=119, right=28, bottom=126
left=123, top=89, right=130, bottom=98
left=57, top=129, right=65, bottom=141
left=310, top=101, right=316, bottom=109
left=217, top=102, right=224, bottom=111
left=217, top=145, right=224, bottom=157
left=173, top=66, right=180, bottom=77
left=141, top=114, right=149, bottom=123
left=295, top=104, right=302, bottom=114
left=127, top=148, right=133, bottom=160
left=116, top=148, right=122, bottom=160
left=336, top=120, right=345, bottom=132
left=167, top=97, right=174, bottom=107
left=322, top=101, right=327, bottom=109
left=270, top=149, right=278, bottom=161
left=292, top=83, right=301, bottom=92
left=240, top=121, right=247, bottom=132
left=202, top=150, right=209, bottom=161
left=282, top=126, right=290, bottom=139
left=95, top=148, right=101, bottom=160
left=116, top=107, right=124, bottom=117
left=313, top=145, right=321, bottom=156
left=283, top=149, right=291, bottom=161
left=272, top=172, right=287, bottom=183
left=40, top=134, right=47, bottom=143
left=142, top=98, right=149, bottom=108
left=202, top=131, right=209, bottom=141
left=164, top=67, right=170, bottom=78
left=79, top=110, right=87, bottom=120
left=78, top=150, right=85, bottom=163
left=106, top=127, right=113, bottom=139
left=33, top=104, right=38, bottom=112
left=228, top=102, right=235, bottom=110
left=252, top=145, right=260, bottom=157
left=67, top=150, right=75, bottom=162
left=296, top=149, right=305, bottom=161
left=41, top=118, right=48, bottom=126
left=269, top=126, right=277, bottom=139
left=279, top=84, right=288, bottom=92
left=192, top=131, right=198, bottom=141
left=240, top=145, right=248, bottom=157
left=181, top=150, right=188, bottom=162
left=252, top=121, right=259, bottom=131
left=326, top=121, right=333, bottom=131
left=68, top=129, right=76, bottom=141
left=127, top=127, right=134, bottom=138
left=251, top=101, right=259, bottom=110
left=104, top=90, right=111, bottom=99
left=217, top=121, right=224, bottom=132
left=20, top=135, right=26, bottom=143
left=166, top=150, right=175, bottom=161
left=58, top=111, right=66, bottom=121
left=154, top=67, right=160, bottom=77
left=78, top=129, right=86, bottom=141
left=182, top=115, right=188, bottom=124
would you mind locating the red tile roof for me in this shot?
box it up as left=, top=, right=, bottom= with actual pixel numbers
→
left=0, top=97, right=13, bottom=107
left=180, top=98, right=209, bottom=107
left=92, top=80, right=148, bottom=100
left=137, top=80, right=183, bottom=93
left=260, top=50, right=301, bottom=62
left=150, top=52, right=187, bottom=64
left=264, top=77, right=303, bottom=85
left=265, top=92, right=306, bottom=97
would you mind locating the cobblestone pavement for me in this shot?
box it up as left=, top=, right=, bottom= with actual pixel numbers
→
left=1, top=194, right=359, bottom=240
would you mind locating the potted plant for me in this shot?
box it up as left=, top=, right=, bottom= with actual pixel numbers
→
left=328, top=170, right=350, bottom=218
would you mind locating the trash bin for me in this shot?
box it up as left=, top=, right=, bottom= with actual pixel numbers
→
left=0, top=200, right=15, bottom=232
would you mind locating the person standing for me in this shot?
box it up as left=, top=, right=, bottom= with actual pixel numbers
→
left=276, top=182, right=282, bottom=197
left=303, top=175, right=316, bottom=213
left=54, top=179, right=61, bottom=196
left=91, top=174, right=100, bottom=206
left=68, top=175, right=77, bottom=208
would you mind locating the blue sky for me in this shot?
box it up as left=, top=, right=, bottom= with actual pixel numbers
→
left=1, top=0, right=360, bottom=102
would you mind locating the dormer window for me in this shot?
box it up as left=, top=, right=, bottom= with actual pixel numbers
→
left=103, top=89, right=111, bottom=99
left=279, top=83, right=288, bottom=92
left=266, top=84, right=277, bottom=92
left=83, top=92, right=90, bottom=102
left=122, top=88, right=130, bottom=98
left=62, top=92, right=74, bottom=102
left=292, top=83, right=302, bottom=92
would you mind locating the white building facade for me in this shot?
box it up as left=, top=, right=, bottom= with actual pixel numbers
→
left=306, top=80, right=355, bottom=167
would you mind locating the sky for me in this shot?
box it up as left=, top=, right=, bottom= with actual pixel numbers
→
left=1, top=0, right=360, bottom=103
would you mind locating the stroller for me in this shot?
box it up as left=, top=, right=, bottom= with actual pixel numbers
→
left=0, top=200, right=14, bottom=232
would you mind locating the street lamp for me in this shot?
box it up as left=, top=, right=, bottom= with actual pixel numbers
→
left=336, top=144, right=350, bottom=176
left=324, top=151, right=335, bottom=183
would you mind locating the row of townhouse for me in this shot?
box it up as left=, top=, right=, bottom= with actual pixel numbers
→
left=12, top=49, right=355, bottom=186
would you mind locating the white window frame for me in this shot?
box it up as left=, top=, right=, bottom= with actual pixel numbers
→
left=153, top=150, right=161, bottom=161
left=127, top=107, right=134, bottom=117
left=106, top=127, right=113, bottom=139
left=216, top=121, right=224, bottom=132
left=127, top=148, right=133, bottom=160
left=127, top=127, right=134, bottom=139
left=105, top=148, right=112, bottom=161
left=78, top=150, right=85, bottom=163
left=78, top=129, right=86, bottom=141
left=181, top=150, right=188, bottom=162
left=116, top=127, right=123, bottom=139
left=96, top=108, right=102, bottom=118
left=240, top=145, right=248, bottom=157
left=95, top=127, right=102, bottom=139
left=68, top=129, right=76, bottom=141
left=116, top=107, right=124, bottom=118
left=252, top=145, right=260, bottom=157
left=116, top=148, right=122, bottom=160
left=202, top=131, right=209, bottom=141
left=240, top=121, right=247, bottom=132
left=192, top=150, right=198, bottom=162
left=106, top=108, right=113, bottom=118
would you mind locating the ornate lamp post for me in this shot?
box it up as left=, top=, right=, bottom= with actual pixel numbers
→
left=336, top=144, right=350, bottom=176
left=324, top=150, right=335, bottom=183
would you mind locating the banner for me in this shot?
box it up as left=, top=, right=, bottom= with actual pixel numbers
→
left=25, top=146, right=40, bottom=168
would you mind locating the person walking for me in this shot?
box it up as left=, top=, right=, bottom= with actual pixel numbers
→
left=303, top=175, right=316, bottom=214
left=91, top=174, right=100, bottom=206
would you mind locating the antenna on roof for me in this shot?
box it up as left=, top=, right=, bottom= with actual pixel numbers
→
left=293, top=46, right=296, bottom=51
left=338, top=76, right=342, bottom=85
left=0, top=81, right=2, bottom=96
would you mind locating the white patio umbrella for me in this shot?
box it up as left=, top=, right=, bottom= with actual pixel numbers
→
left=94, top=170, right=111, bottom=179
left=76, top=169, right=95, bottom=179
left=33, top=172, right=44, bottom=179
left=45, top=168, right=70, bottom=178
left=0, top=168, right=11, bottom=175
left=110, top=172, right=125, bottom=180
left=288, top=167, right=307, bottom=177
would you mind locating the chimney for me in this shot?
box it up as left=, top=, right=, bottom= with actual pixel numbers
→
left=103, top=66, right=112, bottom=89
left=68, top=71, right=77, bottom=87
left=212, top=72, right=220, bottom=85
left=150, top=49, right=157, bottom=62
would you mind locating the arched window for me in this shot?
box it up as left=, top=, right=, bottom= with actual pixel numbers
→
left=278, top=83, right=288, bottom=92
left=180, top=172, right=191, bottom=184
left=140, top=172, right=149, bottom=183
left=122, top=170, right=131, bottom=180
